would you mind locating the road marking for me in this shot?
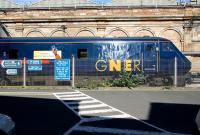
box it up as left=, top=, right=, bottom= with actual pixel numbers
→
left=73, top=126, right=172, bottom=135
left=61, top=96, right=91, bottom=100
left=79, top=108, right=116, bottom=115
left=55, top=91, right=80, bottom=95
left=83, top=114, right=130, bottom=122
left=58, top=93, right=85, bottom=98
left=67, top=100, right=99, bottom=105
left=71, top=103, right=107, bottom=110
left=53, top=90, right=174, bottom=135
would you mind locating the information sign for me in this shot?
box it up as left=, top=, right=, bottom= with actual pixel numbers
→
left=1, top=60, right=22, bottom=68
left=6, top=69, right=17, bottom=75
left=54, top=59, right=70, bottom=81
left=28, top=65, right=43, bottom=71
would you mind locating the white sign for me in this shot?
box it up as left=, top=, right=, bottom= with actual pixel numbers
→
left=6, top=69, right=17, bottom=75
left=34, top=51, right=62, bottom=59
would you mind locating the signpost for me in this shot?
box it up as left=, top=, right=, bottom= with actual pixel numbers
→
left=54, top=59, right=70, bottom=81
left=1, top=60, right=22, bottom=68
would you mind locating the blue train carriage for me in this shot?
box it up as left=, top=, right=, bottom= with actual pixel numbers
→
left=0, top=37, right=191, bottom=86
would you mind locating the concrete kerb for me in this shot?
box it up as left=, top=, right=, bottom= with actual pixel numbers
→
left=0, top=86, right=199, bottom=92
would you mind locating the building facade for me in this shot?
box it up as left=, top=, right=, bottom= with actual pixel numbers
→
left=0, top=0, right=200, bottom=72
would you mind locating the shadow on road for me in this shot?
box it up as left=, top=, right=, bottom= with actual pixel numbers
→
left=146, top=102, right=200, bottom=134
left=0, top=95, right=199, bottom=135
left=0, top=95, right=80, bottom=135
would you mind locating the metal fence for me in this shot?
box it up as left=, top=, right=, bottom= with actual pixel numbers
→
left=0, top=57, right=194, bottom=87
left=0, top=0, right=199, bottom=9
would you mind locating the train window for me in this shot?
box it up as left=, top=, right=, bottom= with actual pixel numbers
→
left=77, top=49, right=87, bottom=59
left=144, top=43, right=156, bottom=52
left=0, top=51, right=6, bottom=59
left=161, top=42, right=174, bottom=52
left=9, top=49, right=18, bottom=59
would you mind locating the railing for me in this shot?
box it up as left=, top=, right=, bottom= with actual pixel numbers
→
left=0, top=57, right=193, bottom=87
left=0, top=0, right=199, bottom=9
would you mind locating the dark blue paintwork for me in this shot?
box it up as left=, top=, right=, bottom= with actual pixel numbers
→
left=0, top=37, right=191, bottom=76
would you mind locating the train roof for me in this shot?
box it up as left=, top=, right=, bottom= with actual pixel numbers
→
left=0, top=37, right=170, bottom=43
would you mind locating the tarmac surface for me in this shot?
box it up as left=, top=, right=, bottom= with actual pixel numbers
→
left=0, top=87, right=199, bottom=135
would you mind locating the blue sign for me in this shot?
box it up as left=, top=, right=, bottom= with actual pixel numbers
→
left=28, top=60, right=42, bottom=65
left=28, top=60, right=42, bottom=71
left=1, top=60, right=22, bottom=68
left=54, top=59, right=70, bottom=81
left=28, top=65, right=43, bottom=71
left=6, top=69, right=18, bottom=75
left=90, top=0, right=112, bottom=4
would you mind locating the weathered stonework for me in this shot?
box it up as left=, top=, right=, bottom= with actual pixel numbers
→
left=0, top=7, right=200, bottom=72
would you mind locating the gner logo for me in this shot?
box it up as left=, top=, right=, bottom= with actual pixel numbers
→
left=95, top=60, right=141, bottom=72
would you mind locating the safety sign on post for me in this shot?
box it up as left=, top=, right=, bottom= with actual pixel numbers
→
left=54, top=59, right=70, bottom=81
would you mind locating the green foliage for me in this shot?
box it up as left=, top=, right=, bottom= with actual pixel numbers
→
left=108, top=72, right=145, bottom=88
left=76, top=73, right=145, bottom=89
left=76, top=79, right=106, bottom=90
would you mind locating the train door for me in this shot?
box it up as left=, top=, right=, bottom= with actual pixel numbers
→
left=143, top=42, right=159, bottom=73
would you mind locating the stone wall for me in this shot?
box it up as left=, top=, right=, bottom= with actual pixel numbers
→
left=0, top=7, right=200, bottom=72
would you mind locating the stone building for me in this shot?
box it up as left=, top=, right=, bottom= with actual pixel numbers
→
left=0, top=0, right=200, bottom=72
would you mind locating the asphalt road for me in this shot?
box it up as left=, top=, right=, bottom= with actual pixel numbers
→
left=0, top=89, right=199, bottom=135
left=83, top=90, right=200, bottom=134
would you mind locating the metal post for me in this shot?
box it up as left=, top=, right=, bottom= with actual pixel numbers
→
left=72, top=55, right=75, bottom=88
left=174, top=57, right=177, bottom=87
left=23, top=57, right=26, bottom=87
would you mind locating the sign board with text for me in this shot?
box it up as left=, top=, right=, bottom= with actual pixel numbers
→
left=1, top=60, right=22, bottom=69
left=54, top=59, right=70, bottom=81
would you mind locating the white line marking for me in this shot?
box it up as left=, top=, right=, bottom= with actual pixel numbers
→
left=61, top=96, right=91, bottom=100
left=71, top=104, right=107, bottom=110
left=66, top=100, right=99, bottom=105
left=55, top=92, right=80, bottom=95
left=53, top=93, right=81, bottom=118
left=53, top=90, right=171, bottom=135
left=58, top=93, right=85, bottom=98
left=79, top=108, right=116, bottom=115
left=73, top=126, right=172, bottom=135
left=104, top=114, right=130, bottom=119
left=83, top=114, right=130, bottom=122
left=76, top=90, right=169, bottom=133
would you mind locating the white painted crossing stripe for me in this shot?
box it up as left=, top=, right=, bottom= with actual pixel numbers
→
left=83, top=114, right=130, bottom=122
left=55, top=91, right=80, bottom=95
left=72, top=90, right=169, bottom=133
left=79, top=108, right=116, bottom=115
left=61, top=96, right=91, bottom=100
left=54, top=90, right=171, bottom=134
left=104, top=114, right=130, bottom=119
left=73, top=126, right=173, bottom=135
left=71, top=104, right=107, bottom=110
left=66, top=100, right=99, bottom=105
left=58, top=93, right=85, bottom=98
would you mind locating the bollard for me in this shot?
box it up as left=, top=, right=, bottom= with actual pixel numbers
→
left=23, top=57, right=26, bottom=87
left=72, top=55, right=75, bottom=89
left=174, top=57, right=177, bottom=87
